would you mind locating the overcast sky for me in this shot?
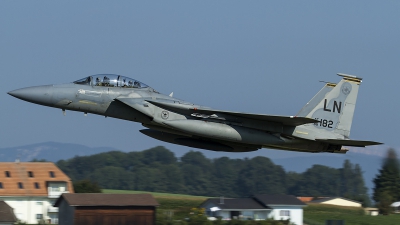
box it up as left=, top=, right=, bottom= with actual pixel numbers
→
left=1, top=1, right=399, bottom=156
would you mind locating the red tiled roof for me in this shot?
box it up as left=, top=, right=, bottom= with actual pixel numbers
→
left=0, top=162, right=73, bottom=196
left=297, top=197, right=314, bottom=203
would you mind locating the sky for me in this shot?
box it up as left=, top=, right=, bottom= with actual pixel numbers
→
left=1, top=1, right=400, bottom=156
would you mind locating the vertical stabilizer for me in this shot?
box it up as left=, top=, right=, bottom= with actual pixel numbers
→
left=302, top=73, right=362, bottom=138
left=296, top=82, right=336, bottom=117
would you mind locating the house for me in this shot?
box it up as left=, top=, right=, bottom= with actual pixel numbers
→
left=309, top=197, right=362, bottom=207
left=0, top=201, right=17, bottom=225
left=364, top=207, right=379, bottom=216
left=200, top=194, right=306, bottom=225
left=0, top=162, right=73, bottom=224
left=391, top=201, right=400, bottom=213
left=54, top=193, right=159, bottom=225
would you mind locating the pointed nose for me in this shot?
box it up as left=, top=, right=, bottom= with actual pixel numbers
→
left=8, top=85, right=54, bottom=106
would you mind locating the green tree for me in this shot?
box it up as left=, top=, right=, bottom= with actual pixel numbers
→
left=141, top=146, right=177, bottom=165
left=161, top=164, right=186, bottom=193
left=180, top=151, right=214, bottom=196
left=340, top=160, right=370, bottom=206
left=373, top=149, right=400, bottom=205
left=236, top=157, right=286, bottom=196
left=376, top=191, right=393, bottom=215
left=211, top=157, right=241, bottom=197
left=90, top=166, right=135, bottom=190
left=286, top=171, right=301, bottom=195
left=350, top=164, right=371, bottom=207
left=73, top=179, right=102, bottom=193
left=56, top=146, right=371, bottom=201
left=293, top=165, right=340, bottom=196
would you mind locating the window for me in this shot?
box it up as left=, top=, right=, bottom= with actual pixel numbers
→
left=36, top=214, right=43, bottom=219
left=28, top=171, right=34, bottom=177
left=18, top=182, right=24, bottom=189
left=49, top=171, right=55, bottom=178
left=5, top=171, right=10, bottom=177
left=73, top=74, right=150, bottom=88
left=34, top=182, right=40, bottom=189
left=73, top=76, right=91, bottom=85
left=280, top=210, right=290, bottom=217
left=0, top=182, right=3, bottom=189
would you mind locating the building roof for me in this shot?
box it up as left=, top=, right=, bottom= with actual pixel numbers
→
left=54, top=193, right=159, bottom=207
left=391, top=201, right=400, bottom=207
left=364, top=207, right=379, bottom=211
left=0, top=201, right=17, bottom=222
left=254, top=194, right=306, bottom=206
left=309, top=197, right=361, bottom=204
left=200, top=194, right=306, bottom=210
left=201, top=198, right=266, bottom=210
left=297, top=197, right=314, bottom=203
left=0, top=162, right=74, bottom=196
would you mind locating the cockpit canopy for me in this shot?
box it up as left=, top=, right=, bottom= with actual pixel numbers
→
left=73, top=74, right=149, bottom=89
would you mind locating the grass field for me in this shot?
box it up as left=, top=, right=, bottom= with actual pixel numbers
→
left=103, top=190, right=400, bottom=224
left=304, top=203, right=400, bottom=225
left=103, top=189, right=207, bottom=219
left=103, top=189, right=209, bottom=199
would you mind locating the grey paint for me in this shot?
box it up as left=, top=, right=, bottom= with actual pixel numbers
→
left=296, top=83, right=335, bottom=117
left=57, top=199, right=75, bottom=225
left=8, top=73, right=381, bottom=154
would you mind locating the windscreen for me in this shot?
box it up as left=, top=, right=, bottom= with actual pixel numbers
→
left=73, top=77, right=92, bottom=85
left=73, top=74, right=149, bottom=89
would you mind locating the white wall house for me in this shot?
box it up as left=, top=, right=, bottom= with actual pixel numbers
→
left=200, top=194, right=306, bottom=225
left=0, top=162, right=73, bottom=224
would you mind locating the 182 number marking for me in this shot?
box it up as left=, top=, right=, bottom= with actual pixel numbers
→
left=314, top=118, right=333, bottom=128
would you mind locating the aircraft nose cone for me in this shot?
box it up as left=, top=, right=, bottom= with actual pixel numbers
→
left=8, top=85, right=54, bottom=106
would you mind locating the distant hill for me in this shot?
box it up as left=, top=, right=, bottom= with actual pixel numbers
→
left=0, top=142, right=115, bottom=162
left=0, top=142, right=394, bottom=193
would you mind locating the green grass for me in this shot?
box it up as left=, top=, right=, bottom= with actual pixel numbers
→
left=103, top=189, right=207, bottom=219
left=304, top=203, right=400, bottom=225
left=103, top=189, right=209, bottom=199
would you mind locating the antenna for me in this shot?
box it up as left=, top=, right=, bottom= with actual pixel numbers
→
left=319, top=80, right=337, bottom=87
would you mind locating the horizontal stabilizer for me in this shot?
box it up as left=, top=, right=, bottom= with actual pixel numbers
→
left=316, top=139, right=383, bottom=147
left=146, top=100, right=317, bottom=126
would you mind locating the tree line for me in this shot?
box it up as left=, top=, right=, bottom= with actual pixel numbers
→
left=373, top=149, right=400, bottom=214
left=56, top=146, right=370, bottom=206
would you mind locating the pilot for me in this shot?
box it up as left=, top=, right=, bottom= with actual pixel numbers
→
left=122, top=79, right=127, bottom=87
left=128, top=80, right=133, bottom=87
left=96, top=77, right=101, bottom=86
left=103, top=76, right=110, bottom=86
left=134, top=81, right=141, bottom=87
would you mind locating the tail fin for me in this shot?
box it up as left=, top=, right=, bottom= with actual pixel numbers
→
left=296, top=82, right=336, bottom=117
left=300, top=73, right=362, bottom=138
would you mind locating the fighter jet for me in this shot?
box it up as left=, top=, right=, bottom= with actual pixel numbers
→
left=8, top=73, right=381, bottom=153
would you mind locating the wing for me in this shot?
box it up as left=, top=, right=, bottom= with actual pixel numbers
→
left=316, top=139, right=383, bottom=147
left=146, top=100, right=317, bottom=126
